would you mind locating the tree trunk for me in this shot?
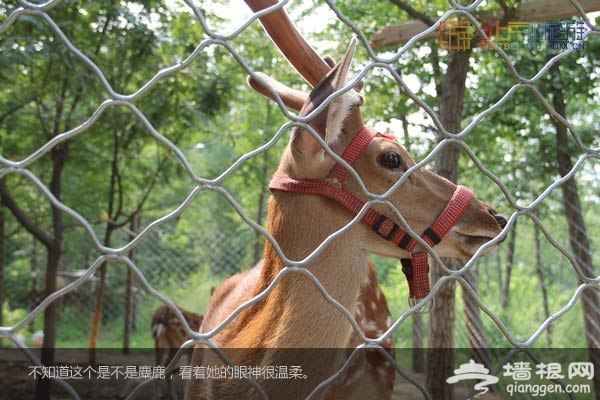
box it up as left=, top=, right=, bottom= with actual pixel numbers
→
left=463, top=269, right=491, bottom=367
left=89, top=259, right=107, bottom=364
left=534, top=225, right=552, bottom=346
left=427, top=48, right=472, bottom=400
left=501, top=219, right=517, bottom=308
left=495, top=250, right=502, bottom=299
left=427, top=260, right=458, bottom=399
left=412, top=314, right=425, bottom=373
left=549, top=57, right=600, bottom=398
left=35, top=145, right=68, bottom=400
left=123, top=212, right=140, bottom=353
left=30, top=235, right=40, bottom=313
left=89, top=132, right=121, bottom=364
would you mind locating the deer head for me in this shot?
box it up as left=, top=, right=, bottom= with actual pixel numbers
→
left=259, top=38, right=505, bottom=263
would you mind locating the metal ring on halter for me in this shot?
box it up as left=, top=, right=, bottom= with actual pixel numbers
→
left=409, top=296, right=432, bottom=314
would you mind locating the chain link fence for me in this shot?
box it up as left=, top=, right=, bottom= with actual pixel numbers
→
left=0, top=0, right=599, bottom=399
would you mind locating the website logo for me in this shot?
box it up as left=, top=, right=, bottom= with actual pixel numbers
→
left=446, top=358, right=594, bottom=398
left=446, top=359, right=498, bottom=398
left=439, top=20, right=587, bottom=51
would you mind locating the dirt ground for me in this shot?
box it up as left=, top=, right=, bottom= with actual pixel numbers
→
left=0, top=348, right=506, bottom=399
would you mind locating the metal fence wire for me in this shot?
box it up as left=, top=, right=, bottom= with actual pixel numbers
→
left=0, top=0, right=599, bottom=399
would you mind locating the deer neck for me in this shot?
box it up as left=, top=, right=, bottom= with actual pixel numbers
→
left=251, top=191, right=368, bottom=348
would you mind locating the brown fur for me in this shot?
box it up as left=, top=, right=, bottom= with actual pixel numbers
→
left=152, top=305, right=204, bottom=366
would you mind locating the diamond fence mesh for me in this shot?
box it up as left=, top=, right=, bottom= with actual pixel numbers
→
left=0, top=0, right=599, bottom=399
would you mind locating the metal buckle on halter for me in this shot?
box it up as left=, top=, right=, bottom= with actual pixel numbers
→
left=372, top=215, right=399, bottom=241
left=422, top=227, right=442, bottom=245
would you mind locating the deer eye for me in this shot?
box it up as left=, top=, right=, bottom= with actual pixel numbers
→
left=379, top=152, right=402, bottom=170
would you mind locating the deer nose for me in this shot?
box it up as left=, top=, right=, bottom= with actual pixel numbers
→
left=489, top=209, right=507, bottom=229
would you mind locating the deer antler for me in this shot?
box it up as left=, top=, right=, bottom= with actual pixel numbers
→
left=244, top=0, right=331, bottom=86
left=247, top=72, right=307, bottom=111
left=245, top=2, right=365, bottom=110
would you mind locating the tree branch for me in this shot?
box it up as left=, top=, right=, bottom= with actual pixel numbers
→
left=0, top=101, right=30, bottom=128
left=387, top=0, right=435, bottom=26
left=498, top=0, right=513, bottom=18
left=0, top=179, right=54, bottom=249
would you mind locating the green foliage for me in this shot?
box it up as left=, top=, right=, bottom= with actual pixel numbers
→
left=0, top=0, right=598, bottom=358
left=379, top=205, right=597, bottom=349
left=52, top=264, right=223, bottom=349
left=2, top=303, right=29, bottom=327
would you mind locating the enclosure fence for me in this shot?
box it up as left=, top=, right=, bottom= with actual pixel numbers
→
left=0, top=0, right=599, bottom=399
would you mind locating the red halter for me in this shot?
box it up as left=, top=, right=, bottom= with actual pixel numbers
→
left=269, top=126, right=473, bottom=311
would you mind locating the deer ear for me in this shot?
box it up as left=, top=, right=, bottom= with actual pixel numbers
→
left=293, top=38, right=363, bottom=157
left=324, top=38, right=364, bottom=147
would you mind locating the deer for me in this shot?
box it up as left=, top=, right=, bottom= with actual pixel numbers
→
left=151, top=305, right=204, bottom=399
left=152, top=304, right=204, bottom=367
left=184, top=2, right=506, bottom=399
